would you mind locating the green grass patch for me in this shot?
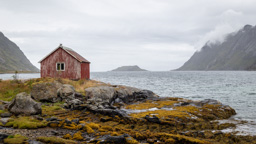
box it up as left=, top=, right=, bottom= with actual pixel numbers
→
left=5, top=116, right=47, bottom=129
left=4, top=134, right=28, bottom=144
left=42, top=104, right=66, bottom=116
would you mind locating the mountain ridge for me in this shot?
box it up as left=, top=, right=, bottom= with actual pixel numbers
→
left=0, top=31, right=39, bottom=73
left=177, top=24, right=256, bottom=71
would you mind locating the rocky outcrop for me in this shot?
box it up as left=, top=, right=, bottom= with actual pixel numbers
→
left=31, top=81, right=62, bottom=102
left=57, top=84, right=76, bottom=101
left=8, top=92, right=42, bottom=115
left=97, top=134, right=130, bottom=143
left=68, top=85, right=159, bottom=118
left=85, top=86, right=116, bottom=103
left=0, top=133, right=9, bottom=143
left=85, top=85, right=158, bottom=106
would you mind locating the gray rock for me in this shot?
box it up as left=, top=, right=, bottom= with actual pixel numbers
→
left=115, top=86, right=158, bottom=104
left=8, top=92, right=42, bottom=115
left=33, top=115, right=44, bottom=121
left=64, top=118, right=72, bottom=125
left=98, top=134, right=130, bottom=144
left=66, top=99, right=83, bottom=109
left=78, top=123, right=85, bottom=130
left=85, top=85, right=158, bottom=106
left=85, top=86, right=116, bottom=103
left=145, top=115, right=161, bottom=124
left=0, top=133, right=9, bottom=142
left=0, top=112, right=12, bottom=118
left=0, top=105, right=4, bottom=110
left=0, top=118, right=11, bottom=125
left=199, top=99, right=221, bottom=105
left=46, top=116, right=58, bottom=122
left=57, top=84, right=75, bottom=100
left=31, top=81, right=62, bottom=102
left=28, top=140, right=44, bottom=144
left=98, top=105, right=104, bottom=109
left=71, top=118, right=79, bottom=124
left=51, top=130, right=59, bottom=135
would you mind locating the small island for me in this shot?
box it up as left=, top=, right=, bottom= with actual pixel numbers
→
left=111, top=65, right=147, bottom=71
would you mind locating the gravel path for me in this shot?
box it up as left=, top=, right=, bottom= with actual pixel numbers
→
left=0, top=127, right=74, bottom=140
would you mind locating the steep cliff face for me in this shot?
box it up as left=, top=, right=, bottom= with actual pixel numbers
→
left=0, top=32, right=39, bottom=73
left=178, top=25, right=256, bottom=71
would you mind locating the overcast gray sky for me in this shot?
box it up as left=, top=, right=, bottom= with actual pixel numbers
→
left=1, top=0, right=256, bottom=71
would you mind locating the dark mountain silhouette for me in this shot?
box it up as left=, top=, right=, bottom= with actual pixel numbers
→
left=0, top=32, right=39, bottom=73
left=177, top=24, right=256, bottom=71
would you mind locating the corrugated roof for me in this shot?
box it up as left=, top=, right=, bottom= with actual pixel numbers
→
left=38, top=44, right=90, bottom=63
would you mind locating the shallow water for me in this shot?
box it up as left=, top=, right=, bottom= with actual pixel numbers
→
left=1, top=71, right=256, bottom=134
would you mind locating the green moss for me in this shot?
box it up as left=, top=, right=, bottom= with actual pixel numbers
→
left=36, top=136, right=77, bottom=144
left=42, top=105, right=66, bottom=116
left=129, top=109, right=191, bottom=120
left=0, top=110, right=6, bottom=114
left=155, top=133, right=209, bottom=144
left=4, top=134, right=28, bottom=144
left=125, top=100, right=178, bottom=110
left=5, top=116, right=47, bottom=129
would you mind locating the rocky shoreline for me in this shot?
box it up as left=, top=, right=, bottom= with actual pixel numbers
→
left=0, top=78, right=255, bottom=143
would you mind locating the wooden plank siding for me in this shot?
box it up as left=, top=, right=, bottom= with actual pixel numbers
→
left=41, top=48, right=82, bottom=80
left=81, top=62, right=90, bottom=79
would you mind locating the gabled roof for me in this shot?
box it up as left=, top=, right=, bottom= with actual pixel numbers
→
left=39, top=44, right=90, bottom=63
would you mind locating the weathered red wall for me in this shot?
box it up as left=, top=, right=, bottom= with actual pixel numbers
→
left=81, top=63, right=90, bottom=79
left=41, top=48, right=82, bottom=80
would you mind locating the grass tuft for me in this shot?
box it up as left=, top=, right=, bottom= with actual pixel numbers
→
left=5, top=116, right=47, bottom=129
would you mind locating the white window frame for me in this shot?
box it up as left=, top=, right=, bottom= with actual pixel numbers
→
left=56, top=62, right=65, bottom=71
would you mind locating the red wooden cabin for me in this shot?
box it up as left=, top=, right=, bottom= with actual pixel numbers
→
left=39, top=44, right=90, bottom=80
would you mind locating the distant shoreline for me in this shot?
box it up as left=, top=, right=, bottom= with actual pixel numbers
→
left=0, top=71, right=40, bottom=74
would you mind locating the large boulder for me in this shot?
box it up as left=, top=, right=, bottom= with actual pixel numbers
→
left=85, top=86, right=116, bottom=103
left=115, top=86, right=158, bottom=104
left=85, top=85, right=158, bottom=105
left=31, top=81, right=62, bottom=102
left=57, top=84, right=75, bottom=101
left=8, top=92, right=42, bottom=115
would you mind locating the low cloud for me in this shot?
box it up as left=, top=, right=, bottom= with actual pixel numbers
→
left=1, top=0, right=256, bottom=71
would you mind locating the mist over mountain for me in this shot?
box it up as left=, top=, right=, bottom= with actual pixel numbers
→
left=177, top=24, right=256, bottom=71
left=0, top=32, right=39, bottom=73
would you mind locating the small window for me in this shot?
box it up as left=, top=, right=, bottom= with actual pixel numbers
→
left=56, top=63, right=65, bottom=71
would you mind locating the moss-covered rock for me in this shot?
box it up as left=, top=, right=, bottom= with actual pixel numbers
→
left=4, top=134, right=28, bottom=144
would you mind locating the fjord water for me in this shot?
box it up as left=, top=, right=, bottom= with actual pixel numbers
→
left=1, top=71, right=256, bottom=134
left=91, top=71, right=256, bottom=135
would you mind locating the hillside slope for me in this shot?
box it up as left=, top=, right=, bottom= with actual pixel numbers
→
left=0, top=32, right=38, bottom=73
left=177, top=25, right=256, bottom=71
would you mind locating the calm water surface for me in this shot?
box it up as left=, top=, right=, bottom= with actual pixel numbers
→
left=1, top=71, right=256, bottom=134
